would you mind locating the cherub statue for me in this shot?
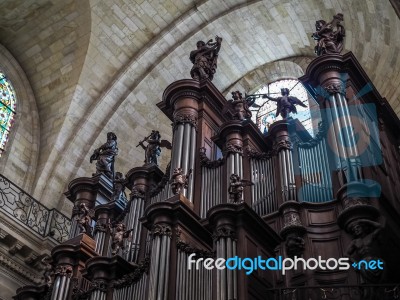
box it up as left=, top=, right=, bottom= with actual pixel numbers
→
left=90, top=132, right=118, bottom=179
left=41, top=256, right=54, bottom=286
left=137, top=130, right=172, bottom=165
left=312, top=13, right=345, bottom=56
left=189, top=36, right=222, bottom=81
left=76, top=203, right=93, bottom=236
left=112, top=172, right=125, bottom=201
left=262, top=88, right=307, bottom=119
left=170, top=167, right=192, bottom=195
left=345, top=219, right=384, bottom=284
left=228, top=174, right=253, bottom=203
left=110, top=223, right=133, bottom=256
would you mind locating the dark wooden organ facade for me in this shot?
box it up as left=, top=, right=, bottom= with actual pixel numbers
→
left=14, top=53, right=400, bottom=300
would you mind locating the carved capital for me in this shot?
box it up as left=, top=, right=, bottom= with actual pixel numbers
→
left=131, top=186, right=145, bottom=199
left=273, top=139, right=292, bottom=152
left=173, top=113, right=198, bottom=129
left=223, top=142, right=243, bottom=156
left=151, top=224, right=172, bottom=238
left=55, top=264, right=73, bottom=278
left=322, top=82, right=346, bottom=95
left=90, top=279, right=108, bottom=293
left=212, top=226, right=236, bottom=241
left=283, top=212, right=302, bottom=229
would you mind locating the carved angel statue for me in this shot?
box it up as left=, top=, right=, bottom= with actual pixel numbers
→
left=76, top=203, right=93, bottom=236
left=41, top=256, right=54, bottom=286
left=170, top=167, right=192, bottom=195
left=189, top=36, right=222, bottom=81
left=110, top=223, right=133, bottom=256
left=222, top=91, right=257, bottom=121
left=312, top=13, right=345, bottom=56
left=90, top=132, right=118, bottom=179
left=228, top=173, right=253, bottom=203
left=112, top=171, right=126, bottom=201
left=137, top=130, right=172, bottom=165
left=262, top=88, right=307, bottom=119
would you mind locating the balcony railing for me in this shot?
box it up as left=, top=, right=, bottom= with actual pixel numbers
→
left=0, top=174, right=71, bottom=242
left=266, top=284, right=400, bottom=300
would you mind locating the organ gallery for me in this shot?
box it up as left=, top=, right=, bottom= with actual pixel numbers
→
left=2, top=10, right=400, bottom=300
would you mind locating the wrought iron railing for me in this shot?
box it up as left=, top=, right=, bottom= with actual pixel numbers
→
left=0, top=174, right=71, bottom=242
left=266, top=284, right=400, bottom=300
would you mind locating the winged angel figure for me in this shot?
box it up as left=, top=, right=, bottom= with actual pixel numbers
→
left=262, top=88, right=307, bottom=119
left=137, top=130, right=172, bottom=165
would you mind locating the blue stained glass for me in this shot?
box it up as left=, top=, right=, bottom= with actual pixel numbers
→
left=0, top=72, right=16, bottom=156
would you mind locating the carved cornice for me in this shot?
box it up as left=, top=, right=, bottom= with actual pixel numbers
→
left=151, top=224, right=172, bottom=238
left=212, top=226, right=236, bottom=241
left=199, top=147, right=224, bottom=168
left=244, top=146, right=274, bottom=159
left=0, top=252, right=40, bottom=283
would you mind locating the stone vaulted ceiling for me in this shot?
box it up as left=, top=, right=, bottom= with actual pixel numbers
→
left=0, top=0, right=399, bottom=213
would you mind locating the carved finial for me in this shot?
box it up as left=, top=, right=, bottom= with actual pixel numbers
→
left=189, top=36, right=222, bottom=81
left=312, top=13, right=345, bottom=56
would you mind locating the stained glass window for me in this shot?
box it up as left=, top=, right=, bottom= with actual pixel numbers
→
left=249, top=79, right=317, bottom=136
left=0, top=72, right=17, bottom=157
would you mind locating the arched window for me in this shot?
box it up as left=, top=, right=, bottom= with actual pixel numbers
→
left=0, top=72, right=17, bottom=157
left=250, top=79, right=318, bottom=136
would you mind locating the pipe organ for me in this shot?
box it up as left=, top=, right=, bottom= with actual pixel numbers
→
left=14, top=52, right=400, bottom=300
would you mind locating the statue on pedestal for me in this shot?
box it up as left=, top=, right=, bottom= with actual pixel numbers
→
left=112, top=172, right=126, bottom=201
left=228, top=174, right=253, bottom=203
left=170, top=167, right=192, bottom=195
left=111, top=223, right=132, bottom=256
left=262, top=88, right=307, bottom=119
left=189, top=36, right=222, bottom=81
left=312, top=13, right=345, bottom=56
left=76, top=203, right=93, bottom=236
left=137, top=130, right=171, bottom=165
left=90, top=132, right=118, bottom=179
